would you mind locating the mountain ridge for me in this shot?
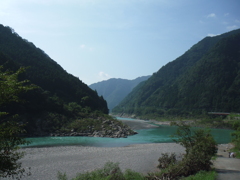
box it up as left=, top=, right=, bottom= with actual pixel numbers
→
left=112, top=28, right=240, bottom=118
left=89, top=75, right=151, bottom=111
left=0, top=24, right=125, bottom=137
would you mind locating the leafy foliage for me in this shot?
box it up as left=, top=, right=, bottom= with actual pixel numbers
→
left=147, top=122, right=217, bottom=180
left=0, top=66, right=36, bottom=108
left=0, top=66, right=34, bottom=179
left=57, top=162, right=146, bottom=180
left=231, top=120, right=240, bottom=157
left=194, top=116, right=233, bottom=129
left=0, top=24, right=113, bottom=136
left=0, top=121, right=31, bottom=179
left=113, top=29, right=240, bottom=118
left=0, top=24, right=108, bottom=114
left=171, top=122, right=217, bottom=156
left=157, top=153, right=177, bottom=169
left=182, top=170, right=216, bottom=180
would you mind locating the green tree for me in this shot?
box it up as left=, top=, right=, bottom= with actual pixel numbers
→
left=172, top=122, right=217, bottom=156
left=150, top=122, right=217, bottom=179
left=172, top=122, right=217, bottom=171
left=0, top=66, right=35, bottom=179
left=231, top=120, right=240, bottom=157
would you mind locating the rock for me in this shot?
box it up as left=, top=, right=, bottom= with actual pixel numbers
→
left=48, top=118, right=137, bottom=138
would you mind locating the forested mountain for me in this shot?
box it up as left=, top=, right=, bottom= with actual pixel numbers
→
left=89, top=76, right=151, bottom=111
left=0, top=24, right=116, bottom=136
left=112, top=29, right=240, bottom=119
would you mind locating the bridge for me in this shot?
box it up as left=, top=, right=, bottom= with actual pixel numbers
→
left=208, top=112, right=230, bottom=115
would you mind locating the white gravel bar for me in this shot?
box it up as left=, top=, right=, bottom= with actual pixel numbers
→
left=18, top=143, right=184, bottom=180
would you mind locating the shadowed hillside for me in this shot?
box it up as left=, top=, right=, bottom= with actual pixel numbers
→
left=112, top=29, right=240, bottom=119
left=89, top=76, right=150, bottom=111
left=0, top=24, right=125, bottom=136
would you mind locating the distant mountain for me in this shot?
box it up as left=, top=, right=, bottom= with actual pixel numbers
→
left=0, top=24, right=111, bottom=136
left=89, top=76, right=151, bottom=111
left=112, top=29, right=240, bottom=118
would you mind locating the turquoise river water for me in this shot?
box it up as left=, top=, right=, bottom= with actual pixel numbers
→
left=23, top=118, right=234, bottom=148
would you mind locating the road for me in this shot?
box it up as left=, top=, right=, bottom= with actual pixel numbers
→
left=214, top=144, right=240, bottom=180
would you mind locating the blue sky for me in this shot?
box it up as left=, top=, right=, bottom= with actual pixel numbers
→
left=0, top=0, right=240, bottom=85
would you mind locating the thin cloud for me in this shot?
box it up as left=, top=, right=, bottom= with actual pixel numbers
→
left=235, top=19, right=240, bottom=23
left=97, top=71, right=111, bottom=81
left=224, top=13, right=229, bottom=17
left=227, top=25, right=238, bottom=30
left=222, top=21, right=228, bottom=25
left=207, top=13, right=216, bottom=18
left=80, top=44, right=86, bottom=49
left=79, top=44, right=94, bottom=51
left=207, top=33, right=220, bottom=37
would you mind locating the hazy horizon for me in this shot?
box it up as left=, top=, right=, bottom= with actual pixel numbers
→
left=1, top=0, right=239, bottom=85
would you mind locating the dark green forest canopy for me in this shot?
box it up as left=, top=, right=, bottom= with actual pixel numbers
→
left=0, top=25, right=108, bottom=113
left=0, top=24, right=110, bottom=136
left=112, top=29, right=240, bottom=118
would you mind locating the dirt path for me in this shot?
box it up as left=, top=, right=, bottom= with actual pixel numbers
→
left=214, top=144, right=240, bottom=180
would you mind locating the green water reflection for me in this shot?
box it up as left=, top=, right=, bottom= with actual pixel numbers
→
left=24, top=124, right=234, bottom=148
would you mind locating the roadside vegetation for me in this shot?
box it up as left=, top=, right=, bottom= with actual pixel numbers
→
left=181, top=170, right=216, bottom=180
left=230, top=116, right=240, bottom=158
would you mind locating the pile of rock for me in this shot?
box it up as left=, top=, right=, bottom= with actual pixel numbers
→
left=50, top=132, right=92, bottom=137
left=50, top=119, right=138, bottom=138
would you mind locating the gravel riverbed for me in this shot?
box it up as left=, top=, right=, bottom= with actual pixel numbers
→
left=19, top=143, right=185, bottom=180
left=5, top=119, right=185, bottom=180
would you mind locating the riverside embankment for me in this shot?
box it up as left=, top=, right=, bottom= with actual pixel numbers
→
left=7, top=118, right=236, bottom=180
left=16, top=119, right=184, bottom=180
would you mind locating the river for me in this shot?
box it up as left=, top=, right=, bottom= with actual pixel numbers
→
left=23, top=117, right=234, bottom=148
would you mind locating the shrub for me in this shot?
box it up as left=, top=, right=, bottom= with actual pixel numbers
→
left=57, top=172, right=68, bottom=180
left=123, top=169, right=146, bottom=180
left=182, top=170, right=216, bottom=180
left=157, top=153, right=177, bottom=169
left=231, top=120, right=240, bottom=157
left=58, top=162, right=145, bottom=180
left=147, top=122, right=217, bottom=180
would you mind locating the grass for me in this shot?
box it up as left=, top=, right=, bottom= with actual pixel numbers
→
left=57, top=162, right=146, bottom=180
left=182, top=170, right=217, bottom=180
left=58, top=163, right=217, bottom=180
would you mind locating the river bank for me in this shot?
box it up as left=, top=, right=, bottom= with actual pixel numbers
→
left=12, top=118, right=183, bottom=180
left=5, top=118, right=234, bottom=179
left=118, top=118, right=159, bottom=130
left=113, top=114, right=235, bottom=130
left=18, top=143, right=185, bottom=180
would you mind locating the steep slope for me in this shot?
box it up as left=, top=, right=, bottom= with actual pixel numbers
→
left=0, top=25, right=108, bottom=114
left=0, top=24, right=119, bottom=136
left=175, top=32, right=240, bottom=112
left=113, top=29, right=240, bottom=118
left=89, top=76, right=150, bottom=111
